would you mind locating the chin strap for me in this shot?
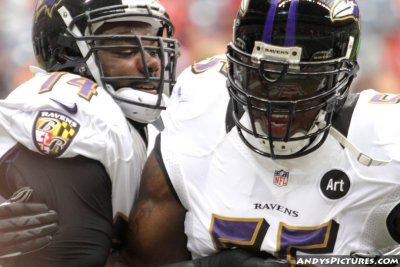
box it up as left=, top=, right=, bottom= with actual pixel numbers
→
left=329, top=127, right=391, bottom=167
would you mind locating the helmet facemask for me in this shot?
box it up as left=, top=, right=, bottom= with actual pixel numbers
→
left=34, top=1, right=179, bottom=123
left=226, top=0, right=360, bottom=159
left=91, top=19, right=176, bottom=123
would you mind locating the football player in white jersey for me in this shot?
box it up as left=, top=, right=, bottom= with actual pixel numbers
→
left=0, top=0, right=178, bottom=266
left=121, top=0, right=400, bottom=266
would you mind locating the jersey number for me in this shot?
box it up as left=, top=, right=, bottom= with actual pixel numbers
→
left=370, top=94, right=400, bottom=104
left=191, top=57, right=228, bottom=76
left=39, top=72, right=98, bottom=101
left=210, top=214, right=339, bottom=264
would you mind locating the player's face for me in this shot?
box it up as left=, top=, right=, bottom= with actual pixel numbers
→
left=254, top=103, right=320, bottom=139
left=236, top=63, right=326, bottom=138
left=230, top=39, right=341, bottom=139
left=251, top=78, right=322, bottom=138
left=96, top=22, right=161, bottom=94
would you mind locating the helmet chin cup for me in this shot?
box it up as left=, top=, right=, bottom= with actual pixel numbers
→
left=238, top=110, right=327, bottom=158
left=114, top=87, right=166, bottom=124
left=249, top=116, right=309, bottom=156
left=258, top=131, right=309, bottom=156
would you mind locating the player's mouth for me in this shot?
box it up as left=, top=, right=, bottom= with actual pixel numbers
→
left=260, top=114, right=289, bottom=138
left=134, top=83, right=158, bottom=94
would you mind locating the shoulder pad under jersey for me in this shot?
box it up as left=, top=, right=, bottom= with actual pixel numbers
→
left=347, top=89, right=400, bottom=164
left=162, top=55, right=231, bottom=156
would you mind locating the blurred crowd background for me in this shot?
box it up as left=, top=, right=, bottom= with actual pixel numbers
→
left=0, top=0, right=400, bottom=98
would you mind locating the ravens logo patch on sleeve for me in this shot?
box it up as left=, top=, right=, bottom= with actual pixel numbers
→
left=33, top=110, right=80, bottom=157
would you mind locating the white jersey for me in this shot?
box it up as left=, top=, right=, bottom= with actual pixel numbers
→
left=161, top=55, right=400, bottom=264
left=0, top=70, right=147, bottom=224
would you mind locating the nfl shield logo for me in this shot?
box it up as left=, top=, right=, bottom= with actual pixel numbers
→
left=273, top=170, right=289, bottom=187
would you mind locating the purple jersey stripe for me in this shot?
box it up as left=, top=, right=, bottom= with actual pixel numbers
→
left=284, top=0, right=299, bottom=46
left=43, top=0, right=59, bottom=5
left=262, top=0, right=279, bottom=44
left=213, top=218, right=259, bottom=242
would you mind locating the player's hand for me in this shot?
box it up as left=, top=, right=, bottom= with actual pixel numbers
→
left=0, top=188, right=58, bottom=260
left=161, top=249, right=291, bottom=267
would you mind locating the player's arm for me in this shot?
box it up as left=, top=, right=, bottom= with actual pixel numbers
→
left=123, top=149, right=191, bottom=266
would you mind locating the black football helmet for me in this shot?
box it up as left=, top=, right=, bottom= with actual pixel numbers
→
left=32, top=0, right=179, bottom=123
left=227, top=0, right=360, bottom=159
